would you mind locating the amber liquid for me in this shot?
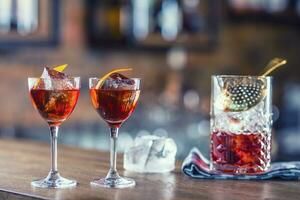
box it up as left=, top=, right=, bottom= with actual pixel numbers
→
left=211, top=131, right=271, bottom=174
left=90, top=89, right=140, bottom=127
left=30, top=89, right=80, bottom=126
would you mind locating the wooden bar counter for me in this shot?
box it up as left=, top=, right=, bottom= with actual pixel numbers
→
left=0, top=139, right=299, bottom=200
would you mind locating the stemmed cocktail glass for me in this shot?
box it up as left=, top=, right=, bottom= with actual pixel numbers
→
left=28, top=77, right=80, bottom=188
left=89, top=77, right=140, bottom=188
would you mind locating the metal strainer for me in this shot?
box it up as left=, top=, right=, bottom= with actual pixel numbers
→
left=224, top=78, right=266, bottom=111
left=221, top=58, right=286, bottom=112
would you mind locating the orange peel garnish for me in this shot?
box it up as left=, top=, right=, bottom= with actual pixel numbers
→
left=95, top=68, right=133, bottom=89
left=53, top=64, right=68, bottom=72
left=33, top=64, right=68, bottom=89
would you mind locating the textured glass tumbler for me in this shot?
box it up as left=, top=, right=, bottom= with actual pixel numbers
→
left=210, top=75, right=272, bottom=174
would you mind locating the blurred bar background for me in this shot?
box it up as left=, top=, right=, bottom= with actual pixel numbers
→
left=0, top=0, right=299, bottom=160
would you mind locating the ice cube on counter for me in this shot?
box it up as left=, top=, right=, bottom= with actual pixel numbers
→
left=123, top=135, right=177, bottom=173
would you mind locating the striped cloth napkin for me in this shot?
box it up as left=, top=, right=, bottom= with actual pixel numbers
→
left=182, top=147, right=300, bottom=180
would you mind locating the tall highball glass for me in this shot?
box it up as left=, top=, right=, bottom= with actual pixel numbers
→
left=210, top=75, right=272, bottom=174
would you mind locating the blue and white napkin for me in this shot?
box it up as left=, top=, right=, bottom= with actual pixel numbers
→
left=182, top=147, right=300, bottom=180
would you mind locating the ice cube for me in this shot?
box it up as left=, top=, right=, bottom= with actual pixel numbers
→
left=213, top=99, right=271, bottom=134
left=123, top=135, right=177, bottom=173
left=35, top=67, right=74, bottom=90
left=41, top=67, right=68, bottom=79
left=52, top=78, right=75, bottom=90
left=101, top=73, right=135, bottom=90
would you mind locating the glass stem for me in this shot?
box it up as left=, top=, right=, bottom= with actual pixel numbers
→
left=50, top=126, right=59, bottom=173
left=108, top=127, right=119, bottom=178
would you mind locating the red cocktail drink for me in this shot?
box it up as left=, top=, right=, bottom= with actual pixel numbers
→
left=211, top=131, right=271, bottom=174
left=30, top=89, right=80, bottom=126
left=90, top=89, right=140, bottom=128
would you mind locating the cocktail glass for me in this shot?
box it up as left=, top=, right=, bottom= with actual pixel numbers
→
left=89, top=77, right=140, bottom=188
left=28, top=77, right=80, bottom=188
left=210, top=75, right=272, bottom=174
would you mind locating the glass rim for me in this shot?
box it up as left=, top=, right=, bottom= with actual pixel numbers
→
left=89, top=77, right=141, bottom=81
left=212, top=75, right=272, bottom=79
left=28, top=77, right=81, bottom=80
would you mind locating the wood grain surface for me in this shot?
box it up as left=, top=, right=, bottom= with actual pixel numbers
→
left=0, top=139, right=299, bottom=200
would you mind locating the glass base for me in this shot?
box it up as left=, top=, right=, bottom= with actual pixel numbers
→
left=31, top=171, right=77, bottom=189
left=91, top=176, right=135, bottom=189
left=211, top=163, right=269, bottom=175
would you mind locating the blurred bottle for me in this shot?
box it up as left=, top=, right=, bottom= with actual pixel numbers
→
left=0, top=0, right=12, bottom=33
left=160, top=0, right=182, bottom=41
left=182, top=0, right=204, bottom=32
left=132, top=0, right=151, bottom=40
left=228, top=0, right=290, bottom=14
left=86, top=0, right=131, bottom=47
left=0, top=0, right=38, bottom=35
left=16, top=0, right=38, bottom=35
left=296, top=0, right=300, bottom=16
